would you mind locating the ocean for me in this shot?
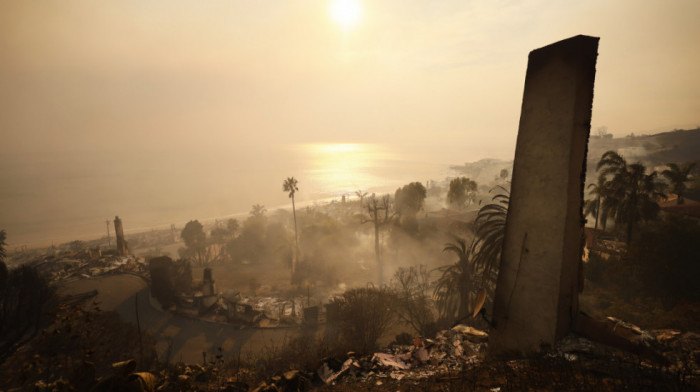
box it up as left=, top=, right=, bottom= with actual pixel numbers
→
left=1, top=143, right=457, bottom=248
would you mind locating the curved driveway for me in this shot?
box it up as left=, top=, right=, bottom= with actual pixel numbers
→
left=58, top=274, right=303, bottom=363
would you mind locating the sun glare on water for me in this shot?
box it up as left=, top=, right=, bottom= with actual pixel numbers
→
left=329, top=0, right=363, bottom=31
left=320, top=143, right=361, bottom=153
left=303, top=143, right=381, bottom=195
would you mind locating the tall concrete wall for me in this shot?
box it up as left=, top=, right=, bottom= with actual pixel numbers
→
left=489, top=35, right=599, bottom=356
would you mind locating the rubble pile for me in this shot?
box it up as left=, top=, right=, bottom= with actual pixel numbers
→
left=241, top=295, right=310, bottom=324
left=249, top=321, right=698, bottom=391
left=175, top=293, right=312, bottom=328
left=15, top=318, right=700, bottom=391
left=315, top=325, right=489, bottom=386
left=33, top=252, right=144, bottom=283
left=155, top=262, right=312, bottom=328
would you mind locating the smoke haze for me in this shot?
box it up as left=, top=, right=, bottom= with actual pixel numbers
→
left=1, top=0, right=699, bottom=245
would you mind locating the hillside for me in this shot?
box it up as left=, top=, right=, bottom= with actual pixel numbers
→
left=586, top=127, right=700, bottom=177
left=449, top=128, right=700, bottom=189
left=449, top=158, right=513, bottom=186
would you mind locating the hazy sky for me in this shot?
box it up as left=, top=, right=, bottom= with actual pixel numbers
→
left=3, top=1, right=699, bottom=154
left=1, top=0, right=699, bottom=245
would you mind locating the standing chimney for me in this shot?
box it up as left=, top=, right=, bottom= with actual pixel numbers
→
left=114, top=216, right=129, bottom=256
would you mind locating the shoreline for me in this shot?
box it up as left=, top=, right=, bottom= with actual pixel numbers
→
left=7, top=191, right=375, bottom=251
left=6, top=179, right=425, bottom=251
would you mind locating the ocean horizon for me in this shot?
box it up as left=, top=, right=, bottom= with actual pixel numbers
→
left=1, top=143, right=466, bottom=248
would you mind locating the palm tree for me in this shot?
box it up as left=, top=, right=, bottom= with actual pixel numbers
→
left=470, top=188, right=509, bottom=280
left=584, top=175, right=607, bottom=230
left=597, top=151, right=666, bottom=244
left=283, top=177, right=299, bottom=274
left=662, top=162, right=696, bottom=204
left=0, top=229, right=6, bottom=263
left=435, top=188, right=509, bottom=322
left=0, top=229, right=7, bottom=286
left=597, top=150, right=627, bottom=178
left=583, top=198, right=599, bottom=228
left=434, top=238, right=476, bottom=320
left=250, top=204, right=267, bottom=218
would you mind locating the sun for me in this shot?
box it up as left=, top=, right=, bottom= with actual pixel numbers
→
left=329, top=0, right=363, bottom=31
